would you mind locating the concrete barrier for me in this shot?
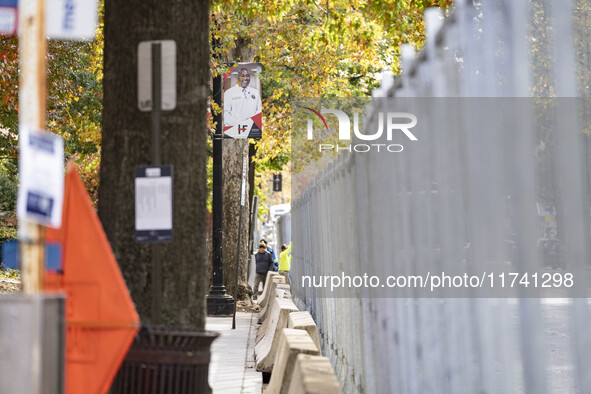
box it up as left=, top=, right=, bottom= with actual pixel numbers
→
left=277, top=271, right=289, bottom=283
left=258, top=279, right=282, bottom=315
left=257, top=272, right=283, bottom=307
left=257, top=288, right=293, bottom=340
left=288, top=311, right=321, bottom=352
left=256, top=271, right=278, bottom=306
left=256, top=291, right=280, bottom=343
left=265, top=329, right=320, bottom=394
left=287, top=354, right=343, bottom=394
left=258, top=284, right=291, bottom=324
left=255, top=298, right=299, bottom=373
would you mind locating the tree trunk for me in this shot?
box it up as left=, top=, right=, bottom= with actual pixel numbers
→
left=220, top=35, right=256, bottom=301
left=222, top=139, right=251, bottom=299
left=99, top=0, right=210, bottom=327
left=248, top=142, right=257, bottom=254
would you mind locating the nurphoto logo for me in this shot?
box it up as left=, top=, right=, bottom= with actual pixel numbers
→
left=302, top=107, right=418, bottom=153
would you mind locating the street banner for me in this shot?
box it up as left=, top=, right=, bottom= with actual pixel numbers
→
left=223, top=62, right=263, bottom=139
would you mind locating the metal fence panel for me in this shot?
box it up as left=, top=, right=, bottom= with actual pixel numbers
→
left=291, top=1, right=591, bottom=393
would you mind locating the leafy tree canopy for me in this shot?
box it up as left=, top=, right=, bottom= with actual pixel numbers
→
left=1, top=1, right=450, bottom=212
left=210, top=0, right=451, bottom=206
left=0, top=6, right=104, bottom=209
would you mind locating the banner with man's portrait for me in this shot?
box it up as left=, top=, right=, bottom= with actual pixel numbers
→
left=223, top=63, right=263, bottom=139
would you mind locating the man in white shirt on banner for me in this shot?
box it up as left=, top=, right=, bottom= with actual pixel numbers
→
left=224, top=68, right=262, bottom=127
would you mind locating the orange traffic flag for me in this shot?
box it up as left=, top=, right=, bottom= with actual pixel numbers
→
left=45, top=164, right=140, bottom=394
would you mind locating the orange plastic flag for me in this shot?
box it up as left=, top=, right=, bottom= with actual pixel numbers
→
left=45, top=164, right=140, bottom=394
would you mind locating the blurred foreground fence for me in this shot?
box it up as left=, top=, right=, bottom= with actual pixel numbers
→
left=275, top=212, right=292, bottom=251
left=291, top=1, right=591, bottom=393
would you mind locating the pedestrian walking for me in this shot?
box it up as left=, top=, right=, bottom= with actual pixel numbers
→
left=260, top=239, right=278, bottom=271
left=278, top=242, right=292, bottom=284
left=253, top=242, right=274, bottom=299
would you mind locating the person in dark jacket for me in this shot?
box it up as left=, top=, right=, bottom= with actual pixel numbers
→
left=260, top=239, right=278, bottom=271
left=254, top=242, right=274, bottom=299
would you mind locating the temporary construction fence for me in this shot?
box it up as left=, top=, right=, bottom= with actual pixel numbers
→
left=275, top=212, right=292, bottom=252
left=291, top=1, right=591, bottom=393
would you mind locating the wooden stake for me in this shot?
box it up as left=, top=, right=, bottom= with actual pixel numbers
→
left=18, top=0, right=47, bottom=293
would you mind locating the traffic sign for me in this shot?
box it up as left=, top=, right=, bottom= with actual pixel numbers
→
left=0, top=0, right=17, bottom=36
left=137, top=40, right=177, bottom=111
left=44, top=166, right=140, bottom=394
left=46, top=0, right=98, bottom=40
left=273, top=173, right=282, bottom=192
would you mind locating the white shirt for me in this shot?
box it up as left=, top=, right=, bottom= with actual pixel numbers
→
left=223, top=85, right=262, bottom=127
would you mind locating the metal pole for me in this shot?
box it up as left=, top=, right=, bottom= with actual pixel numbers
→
left=232, top=152, right=248, bottom=329
left=249, top=195, right=259, bottom=255
left=18, top=0, right=47, bottom=294
left=151, top=42, right=162, bottom=166
left=16, top=0, right=49, bottom=391
left=206, top=29, right=233, bottom=316
left=151, top=42, right=162, bottom=323
left=211, top=63, right=224, bottom=292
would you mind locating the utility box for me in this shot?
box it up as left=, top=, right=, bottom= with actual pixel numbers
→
left=0, top=294, right=65, bottom=394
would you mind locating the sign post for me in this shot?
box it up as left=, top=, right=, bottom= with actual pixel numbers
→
left=206, top=32, right=234, bottom=316
left=18, top=0, right=47, bottom=294
left=136, top=40, right=177, bottom=323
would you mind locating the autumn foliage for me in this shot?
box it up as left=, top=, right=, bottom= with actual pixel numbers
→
left=0, top=1, right=452, bottom=213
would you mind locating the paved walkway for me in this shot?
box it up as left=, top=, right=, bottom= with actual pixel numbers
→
left=207, top=312, right=262, bottom=394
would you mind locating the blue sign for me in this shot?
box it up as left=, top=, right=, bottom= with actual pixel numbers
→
left=1, top=240, right=63, bottom=273
left=0, top=0, right=17, bottom=7
left=26, top=191, right=55, bottom=221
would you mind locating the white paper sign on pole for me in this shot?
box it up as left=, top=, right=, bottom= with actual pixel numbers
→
left=17, top=127, right=65, bottom=228
left=46, top=0, right=98, bottom=40
left=135, top=166, right=174, bottom=242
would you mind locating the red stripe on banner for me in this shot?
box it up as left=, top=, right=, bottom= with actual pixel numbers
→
left=223, top=66, right=236, bottom=83
left=251, top=112, right=263, bottom=129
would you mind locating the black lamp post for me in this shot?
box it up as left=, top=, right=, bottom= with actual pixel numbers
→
left=206, top=32, right=234, bottom=316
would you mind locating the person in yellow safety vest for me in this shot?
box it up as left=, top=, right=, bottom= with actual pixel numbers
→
left=278, top=242, right=292, bottom=284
